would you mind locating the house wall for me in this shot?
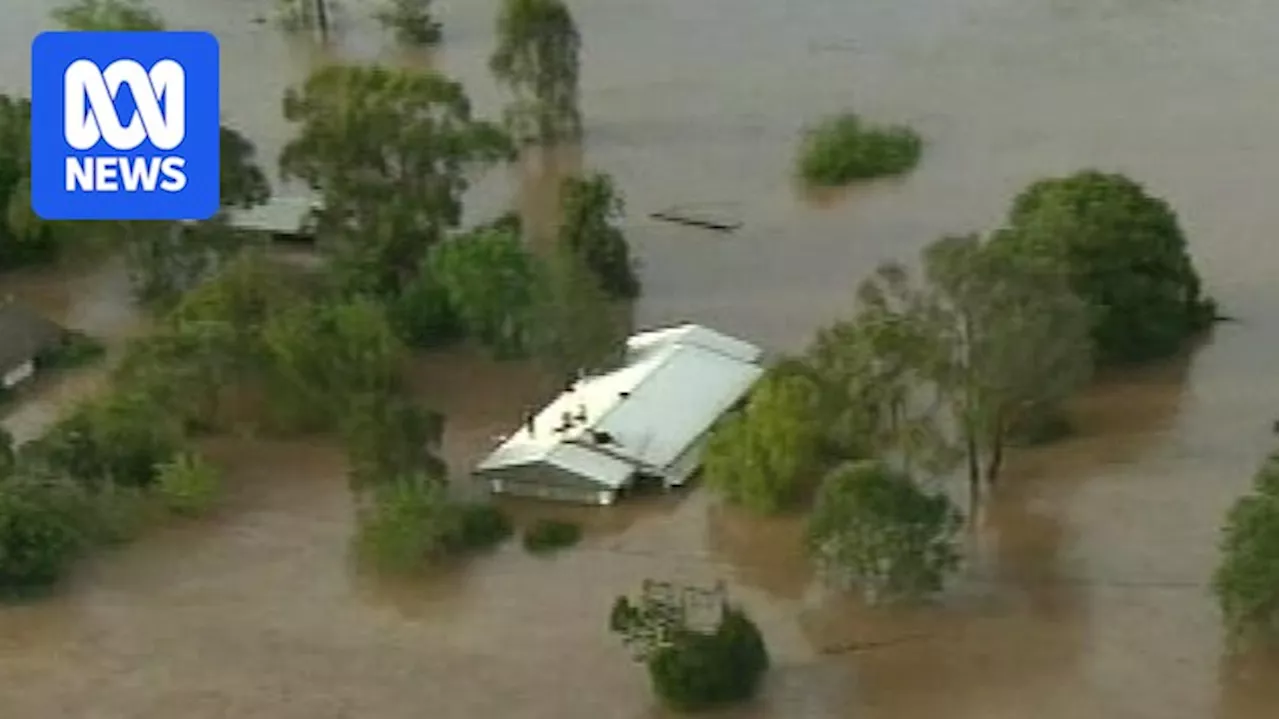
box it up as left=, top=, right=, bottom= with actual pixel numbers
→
left=1, top=359, right=35, bottom=389
left=477, top=463, right=625, bottom=505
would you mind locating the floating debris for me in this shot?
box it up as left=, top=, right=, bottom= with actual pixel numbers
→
left=649, top=207, right=742, bottom=233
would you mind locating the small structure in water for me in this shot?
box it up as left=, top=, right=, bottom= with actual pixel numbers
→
left=473, top=324, right=765, bottom=505
left=0, top=299, right=66, bottom=390
left=203, top=196, right=323, bottom=244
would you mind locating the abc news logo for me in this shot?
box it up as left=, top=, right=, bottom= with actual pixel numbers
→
left=63, top=58, right=188, bottom=193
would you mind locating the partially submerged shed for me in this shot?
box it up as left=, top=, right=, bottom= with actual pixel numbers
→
left=0, top=299, right=65, bottom=390
left=474, top=324, right=766, bottom=505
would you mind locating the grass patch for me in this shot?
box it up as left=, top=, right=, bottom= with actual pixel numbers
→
left=522, top=518, right=582, bottom=554
left=797, top=112, right=923, bottom=186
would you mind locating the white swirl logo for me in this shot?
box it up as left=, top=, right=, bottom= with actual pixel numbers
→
left=63, top=58, right=185, bottom=151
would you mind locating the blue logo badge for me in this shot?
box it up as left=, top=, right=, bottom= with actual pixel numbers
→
left=30, top=31, right=221, bottom=221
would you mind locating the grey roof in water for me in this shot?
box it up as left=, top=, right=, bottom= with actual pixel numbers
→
left=0, top=299, right=64, bottom=373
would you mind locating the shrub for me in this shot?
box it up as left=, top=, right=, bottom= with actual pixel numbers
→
left=28, top=392, right=183, bottom=488
left=155, top=451, right=221, bottom=517
left=521, top=518, right=581, bottom=554
left=1213, top=455, right=1278, bottom=640
left=388, top=263, right=463, bottom=349
left=702, top=368, right=825, bottom=515
left=356, top=477, right=460, bottom=574
left=558, top=174, right=639, bottom=300
left=373, top=0, right=441, bottom=45
left=797, top=112, right=923, bottom=186
left=610, top=581, right=770, bottom=712
left=356, top=479, right=511, bottom=573
left=0, top=478, right=84, bottom=596
left=646, top=607, right=769, bottom=712
left=81, top=481, right=158, bottom=545
left=807, top=461, right=962, bottom=604
left=996, top=171, right=1215, bottom=364
left=449, top=502, right=514, bottom=552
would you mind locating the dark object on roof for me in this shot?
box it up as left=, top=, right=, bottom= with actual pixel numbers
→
left=0, top=299, right=64, bottom=374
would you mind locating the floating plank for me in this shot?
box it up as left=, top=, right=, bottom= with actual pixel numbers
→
left=649, top=210, right=742, bottom=233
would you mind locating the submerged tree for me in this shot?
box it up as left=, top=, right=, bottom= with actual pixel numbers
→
left=342, top=393, right=446, bottom=491
left=260, top=296, right=407, bottom=431
left=280, top=64, right=512, bottom=296
left=996, top=171, right=1215, bottom=364
left=807, top=461, right=962, bottom=603
left=0, top=95, right=61, bottom=270
left=846, top=234, right=1092, bottom=510
left=529, top=248, right=629, bottom=383
left=154, top=451, right=221, bottom=516
left=277, top=0, right=335, bottom=40
left=490, top=0, right=583, bottom=144
left=702, top=367, right=826, bottom=515
left=610, top=580, right=769, bottom=712
left=1213, top=454, right=1278, bottom=640
left=51, top=0, right=163, bottom=30
left=373, top=0, right=441, bottom=45
left=427, top=227, right=540, bottom=358
left=0, top=476, right=84, bottom=596
left=558, top=173, right=639, bottom=300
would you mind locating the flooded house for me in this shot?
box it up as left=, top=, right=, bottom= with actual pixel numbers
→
left=474, top=324, right=766, bottom=505
left=223, top=196, right=322, bottom=244
left=0, top=299, right=65, bottom=390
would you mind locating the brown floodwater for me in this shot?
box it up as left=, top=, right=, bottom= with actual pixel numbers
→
left=0, top=0, right=1276, bottom=716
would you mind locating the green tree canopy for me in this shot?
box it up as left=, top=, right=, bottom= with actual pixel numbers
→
left=373, top=0, right=441, bottom=46
left=0, top=476, right=84, bottom=596
left=702, top=367, right=825, bottom=514
left=427, top=227, right=540, bottom=358
left=807, top=461, right=962, bottom=603
left=996, top=171, right=1214, bottom=364
left=260, top=296, right=407, bottom=431
left=490, top=0, right=582, bottom=144
left=528, top=248, right=629, bottom=384
left=51, top=0, right=163, bottom=30
left=0, top=95, right=60, bottom=269
left=342, top=393, right=446, bottom=490
left=1213, top=454, right=1278, bottom=640
left=219, top=125, right=271, bottom=211
left=24, top=391, right=183, bottom=489
left=609, top=581, right=769, bottom=712
left=280, top=64, right=512, bottom=296
left=558, top=173, right=640, bottom=300
left=839, top=234, right=1092, bottom=507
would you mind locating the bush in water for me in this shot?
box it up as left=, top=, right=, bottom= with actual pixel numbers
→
left=521, top=518, right=581, bottom=554
left=0, top=477, right=84, bottom=597
left=797, top=112, right=923, bottom=186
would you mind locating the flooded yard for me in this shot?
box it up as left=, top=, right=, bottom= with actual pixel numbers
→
left=0, top=0, right=1276, bottom=716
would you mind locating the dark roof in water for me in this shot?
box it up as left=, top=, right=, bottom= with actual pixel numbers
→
left=0, top=299, right=64, bottom=373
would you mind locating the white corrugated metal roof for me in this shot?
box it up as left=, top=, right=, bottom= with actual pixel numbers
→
left=226, top=196, right=320, bottom=234
left=626, top=323, right=764, bottom=364
left=542, top=444, right=636, bottom=489
left=590, top=344, right=763, bottom=469
left=476, top=324, right=765, bottom=488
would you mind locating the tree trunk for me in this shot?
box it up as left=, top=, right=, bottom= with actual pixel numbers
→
left=965, top=429, right=981, bottom=519
left=985, top=412, right=1005, bottom=487
left=986, top=435, right=1005, bottom=487
left=314, top=0, right=330, bottom=40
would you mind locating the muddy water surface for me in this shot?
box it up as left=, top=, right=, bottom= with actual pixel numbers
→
left=1, top=0, right=1276, bottom=717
